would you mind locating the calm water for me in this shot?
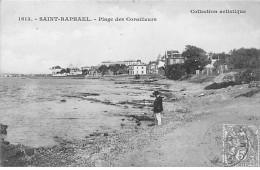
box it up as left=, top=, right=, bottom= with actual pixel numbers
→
left=0, top=77, right=152, bottom=147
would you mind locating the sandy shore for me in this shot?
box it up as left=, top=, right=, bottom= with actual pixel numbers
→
left=1, top=75, right=260, bottom=166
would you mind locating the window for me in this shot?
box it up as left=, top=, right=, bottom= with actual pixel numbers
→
left=142, top=71, right=144, bottom=74
left=142, top=66, right=143, bottom=69
left=137, top=71, right=138, bottom=74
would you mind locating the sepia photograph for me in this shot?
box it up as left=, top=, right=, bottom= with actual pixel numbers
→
left=0, top=0, right=260, bottom=167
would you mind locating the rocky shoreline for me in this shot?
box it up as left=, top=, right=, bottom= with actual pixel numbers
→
left=1, top=75, right=259, bottom=167
left=0, top=124, right=35, bottom=166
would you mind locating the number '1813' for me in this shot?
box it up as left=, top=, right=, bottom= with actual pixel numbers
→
left=18, top=17, right=32, bottom=21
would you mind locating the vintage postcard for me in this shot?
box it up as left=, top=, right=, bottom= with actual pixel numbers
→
left=0, top=0, right=260, bottom=167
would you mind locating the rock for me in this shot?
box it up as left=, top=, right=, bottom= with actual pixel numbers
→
left=104, top=133, right=109, bottom=136
left=60, top=159, right=67, bottom=163
left=95, top=160, right=110, bottom=167
left=198, top=93, right=205, bottom=97
left=81, top=93, right=100, bottom=97
left=0, top=124, right=8, bottom=135
left=5, top=147, right=24, bottom=158
left=1, top=138, right=10, bottom=145
left=121, top=118, right=125, bottom=121
left=60, top=99, right=66, bottom=102
left=90, top=132, right=102, bottom=136
left=24, top=148, right=34, bottom=156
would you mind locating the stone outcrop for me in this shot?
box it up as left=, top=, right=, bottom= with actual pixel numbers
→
left=0, top=124, right=35, bottom=166
left=0, top=124, right=8, bottom=135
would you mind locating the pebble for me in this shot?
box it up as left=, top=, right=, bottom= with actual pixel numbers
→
left=60, top=159, right=67, bottom=163
left=25, top=148, right=34, bottom=156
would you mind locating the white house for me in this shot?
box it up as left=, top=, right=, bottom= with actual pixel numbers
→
left=50, top=66, right=63, bottom=76
left=70, top=67, right=82, bottom=75
left=129, top=64, right=146, bottom=75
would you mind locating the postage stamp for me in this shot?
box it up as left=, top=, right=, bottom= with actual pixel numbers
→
left=223, top=124, right=259, bottom=167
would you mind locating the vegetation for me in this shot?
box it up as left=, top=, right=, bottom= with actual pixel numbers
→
left=134, top=74, right=140, bottom=79
left=57, top=68, right=71, bottom=74
left=204, top=81, right=238, bottom=90
left=82, top=69, right=89, bottom=75
left=165, top=64, right=186, bottom=80
left=211, top=48, right=260, bottom=70
left=235, top=89, right=260, bottom=98
left=234, top=69, right=257, bottom=84
left=182, top=45, right=210, bottom=74
left=98, top=64, right=128, bottom=76
left=204, top=69, right=257, bottom=90
left=230, top=48, right=260, bottom=69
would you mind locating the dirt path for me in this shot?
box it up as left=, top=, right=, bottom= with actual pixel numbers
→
left=112, top=93, right=260, bottom=166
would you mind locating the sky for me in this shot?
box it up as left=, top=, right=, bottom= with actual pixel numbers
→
left=1, top=0, right=260, bottom=74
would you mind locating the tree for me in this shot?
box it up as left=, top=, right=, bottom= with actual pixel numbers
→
left=230, top=48, right=260, bottom=69
left=60, top=69, right=67, bottom=74
left=165, top=64, right=186, bottom=80
left=107, top=64, right=127, bottom=75
left=118, top=64, right=128, bottom=74
left=66, top=68, right=71, bottom=74
left=182, top=45, right=210, bottom=74
left=98, top=65, right=108, bottom=76
left=82, top=69, right=89, bottom=75
left=212, top=52, right=231, bottom=68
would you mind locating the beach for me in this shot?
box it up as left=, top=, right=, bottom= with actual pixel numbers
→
left=1, top=75, right=260, bottom=166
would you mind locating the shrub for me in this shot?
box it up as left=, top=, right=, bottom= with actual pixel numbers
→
left=134, top=74, right=140, bottom=79
left=235, top=69, right=257, bottom=84
left=204, top=69, right=257, bottom=90
left=204, top=81, right=238, bottom=90
left=165, top=64, right=186, bottom=80
left=235, top=89, right=260, bottom=98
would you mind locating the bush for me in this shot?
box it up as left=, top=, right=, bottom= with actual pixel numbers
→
left=134, top=74, right=140, bottom=79
left=165, top=64, right=186, bottom=80
left=204, top=69, right=257, bottom=90
left=204, top=81, right=238, bottom=90
left=235, top=69, right=256, bottom=84
left=235, top=89, right=260, bottom=98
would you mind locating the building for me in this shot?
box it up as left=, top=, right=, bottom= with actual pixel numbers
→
left=147, top=61, right=158, bottom=74
left=129, top=64, right=147, bottom=75
left=165, top=50, right=185, bottom=65
left=89, top=66, right=101, bottom=76
left=101, top=59, right=142, bottom=66
left=70, top=67, right=82, bottom=75
left=122, top=60, right=142, bottom=66
left=81, top=66, right=91, bottom=70
left=101, top=61, right=112, bottom=67
left=81, top=66, right=91, bottom=75
left=50, top=66, right=63, bottom=76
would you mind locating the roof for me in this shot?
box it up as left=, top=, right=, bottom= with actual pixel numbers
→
left=148, top=61, right=158, bottom=65
left=129, top=64, right=146, bottom=66
left=167, top=50, right=180, bottom=54
left=51, top=66, right=61, bottom=69
left=205, top=64, right=214, bottom=68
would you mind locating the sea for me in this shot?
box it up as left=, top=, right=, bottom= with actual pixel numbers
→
left=0, top=77, right=153, bottom=147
